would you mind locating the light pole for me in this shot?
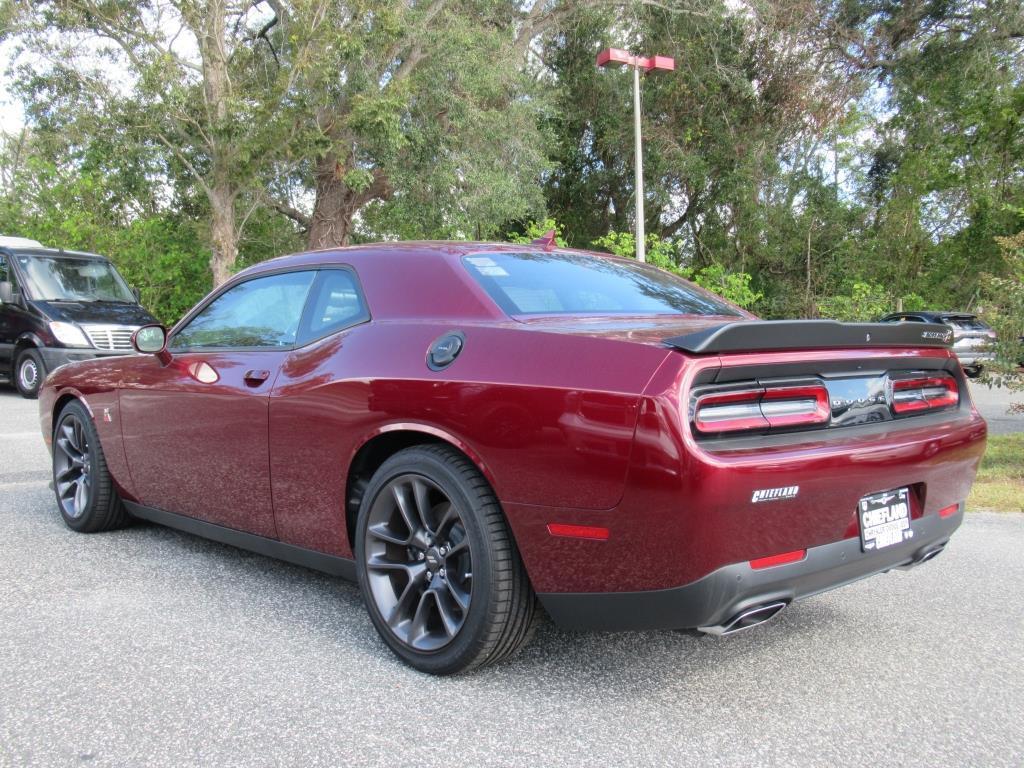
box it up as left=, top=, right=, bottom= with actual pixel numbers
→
left=596, top=48, right=675, bottom=263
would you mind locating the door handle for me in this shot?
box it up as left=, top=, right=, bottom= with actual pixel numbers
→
left=244, top=369, right=271, bottom=385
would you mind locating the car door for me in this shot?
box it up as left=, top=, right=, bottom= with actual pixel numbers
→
left=119, top=269, right=316, bottom=537
left=0, top=252, right=18, bottom=369
left=267, top=267, right=372, bottom=555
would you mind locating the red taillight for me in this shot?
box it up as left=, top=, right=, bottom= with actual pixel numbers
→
left=749, top=549, right=806, bottom=570
left=693, top=388, right=768, bottom=433
left=891, top=374, right=959, bottom=414
left=760, top=385, right=831, bottom=428
left=547, top=523, right=610, bottom=541
left=938, top=503, right=960, bottom=518
left=694, top=384, right=830, bottom=434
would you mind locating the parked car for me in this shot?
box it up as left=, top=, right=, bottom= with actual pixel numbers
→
left=38, top=241, right=987, bottom=674
left=0, top=239, right=158, bottom=398
left=878, top=311, right=996, bottom=378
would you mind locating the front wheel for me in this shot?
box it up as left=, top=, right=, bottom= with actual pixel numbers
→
left=355, top=445, right=537, bottom=674
left=52, top=400, right=129, bottom=533
left=15, top=348, right=44, bottom=398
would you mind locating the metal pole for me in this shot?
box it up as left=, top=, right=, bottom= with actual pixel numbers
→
left=633, top=62, right=646, bottom=263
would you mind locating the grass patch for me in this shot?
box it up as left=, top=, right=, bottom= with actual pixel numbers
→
left=968, top=433, right=1024, bottom=513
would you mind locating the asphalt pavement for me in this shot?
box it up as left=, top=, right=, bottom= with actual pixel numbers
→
left=1, top=388, right=1023, bottom=767
left=968, top=380, right=1024, bottom=435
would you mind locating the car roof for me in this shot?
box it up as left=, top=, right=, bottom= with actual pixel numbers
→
left=243, top=240, right=620, bottom=270
left=883, top=311, right=977, bottom=321
left=228, top=241, right=652, bottom=323
left=2, top=246, right=111, bottom=261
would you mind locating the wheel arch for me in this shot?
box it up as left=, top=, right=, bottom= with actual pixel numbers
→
left=343, top=425, right=498, bottom=552
left=51, top=389, right=93, bottom=435
left=11, top=333, right=43, bottom=378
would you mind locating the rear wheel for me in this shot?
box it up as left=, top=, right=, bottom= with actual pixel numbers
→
left=52, top=400, right=129, bottom=532
left=963, top=365, right=983, bottom=379
left=15, top=348, right=44, bottom=399
left=355, top=445, right=537, bottom=674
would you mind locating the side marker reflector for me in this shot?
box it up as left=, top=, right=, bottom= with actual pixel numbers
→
left=547, top=523, right=610, bottom=541
left=938, top=503, right=960, bottom=518
left=749, top=549, right=806, bottom=570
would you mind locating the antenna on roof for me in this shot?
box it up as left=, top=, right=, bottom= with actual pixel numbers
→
left=531, top=230, right=557, bottom=251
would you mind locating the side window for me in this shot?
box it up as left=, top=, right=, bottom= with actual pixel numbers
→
left=297, top=269, right=370, bottom=344
left=171, top=271, right=316, bottom=350
left=0, top=254, right=16, bottom=294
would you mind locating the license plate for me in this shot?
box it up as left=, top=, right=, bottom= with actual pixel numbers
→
left=858, top=487, right=913, bottom=552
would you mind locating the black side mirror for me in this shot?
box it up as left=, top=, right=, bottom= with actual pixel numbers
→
left=0, top=280, right=13, bottom=304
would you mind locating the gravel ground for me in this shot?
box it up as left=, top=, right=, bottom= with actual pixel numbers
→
left=1, top=390, right=1023, bottom=767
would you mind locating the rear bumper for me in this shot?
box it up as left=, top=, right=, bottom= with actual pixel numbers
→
left=39, top=346, right=132, bottom=372
left=537, top=507, right=963, bottom=632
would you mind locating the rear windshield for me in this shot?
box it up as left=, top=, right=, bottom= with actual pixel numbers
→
left=941, top=315, right=989, bottom=331
left=463, top=252, right=742, bottom=317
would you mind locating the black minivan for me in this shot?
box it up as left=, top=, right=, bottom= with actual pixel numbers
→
left=0, top=240, right=158, bottom=398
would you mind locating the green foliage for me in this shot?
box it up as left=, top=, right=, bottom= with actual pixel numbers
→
left=593, top=229, right=761, bottom=309
left=815, top=283, right=926, bottom=322
left=687, top=265, right=763, bottom=311
left=816, top=283, right=892, bottom=322
left=1, top=0, right=1023, bottom=323
left=507, top=219, right=568, bottom=247
left=592, top=231, right=678, bottom=267
left=979, top=228, right=1024, bottom=407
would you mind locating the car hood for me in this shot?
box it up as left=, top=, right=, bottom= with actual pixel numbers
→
left=514, top=314, right=748, bottom=346
left=35, top=300, right=158, bottom=326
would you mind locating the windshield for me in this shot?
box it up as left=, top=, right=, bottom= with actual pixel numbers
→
left=463, top=252, right=743, bottom=317
left=16, top=254, right=136, bottom=303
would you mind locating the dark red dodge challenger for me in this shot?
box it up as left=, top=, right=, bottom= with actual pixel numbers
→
left=39, top=241, right=987, bottom=674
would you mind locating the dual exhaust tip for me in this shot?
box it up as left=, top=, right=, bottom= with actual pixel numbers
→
left=698, top=601, right=788, bottom=637
left=698, top=541, right=949, bottom=636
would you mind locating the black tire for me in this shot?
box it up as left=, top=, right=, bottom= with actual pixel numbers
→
left=52, top=400, right=129, bottom=533
left=355, top=444, right=537, bottom=674
left=14, top=347, right=44, bottom=399
left=963, top=365, right=983, bottom=379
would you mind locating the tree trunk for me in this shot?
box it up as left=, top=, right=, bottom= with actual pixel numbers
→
left=307, top=153, right=392, bottom=250
left=308, top=153, right=357, bottom=249
left=199, top=0, right=239, bottom=287
left=209, top=184, right=237, bottom=286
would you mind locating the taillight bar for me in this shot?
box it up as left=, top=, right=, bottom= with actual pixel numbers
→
left=891, top=374, right=959, bottom=414
left=694, top=384, right=830, bottom=434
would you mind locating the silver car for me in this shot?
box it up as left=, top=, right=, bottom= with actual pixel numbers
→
left=879, top=311, right=997, bottom=377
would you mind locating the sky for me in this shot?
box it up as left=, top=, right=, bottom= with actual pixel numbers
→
left=0, top=40, right=27, bottom=135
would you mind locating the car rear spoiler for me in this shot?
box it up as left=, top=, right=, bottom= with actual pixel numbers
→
left=663, top=320, right=954, bottom=355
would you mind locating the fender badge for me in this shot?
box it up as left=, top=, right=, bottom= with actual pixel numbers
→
left=752, top=486, right=799, bottom=503
left=102, top=408, right=113, bottom=423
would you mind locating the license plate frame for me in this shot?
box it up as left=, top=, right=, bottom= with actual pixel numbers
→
left=858, top=487, right=913, bottom=553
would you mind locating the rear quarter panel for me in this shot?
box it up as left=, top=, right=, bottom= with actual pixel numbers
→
left=268, top=321, right=672, bottom=556
left=511, top=348, right=988, bottom=593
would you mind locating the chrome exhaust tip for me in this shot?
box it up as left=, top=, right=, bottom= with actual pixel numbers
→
left=697, top=601, right=788, bottom=636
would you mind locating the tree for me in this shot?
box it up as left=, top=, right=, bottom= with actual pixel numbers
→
left=7, top=0, right=330, bottom=284
left=269, top=0, right=568, bottom=249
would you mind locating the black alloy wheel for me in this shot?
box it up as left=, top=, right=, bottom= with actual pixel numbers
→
left=52, top=400, right=129, bottom=533
left=363, top=473, right=473, bottom=651
left=355, top=445, right=537, bottom=674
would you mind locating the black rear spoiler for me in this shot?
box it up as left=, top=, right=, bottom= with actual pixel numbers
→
left=663, top=320, right=954, bottom=355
